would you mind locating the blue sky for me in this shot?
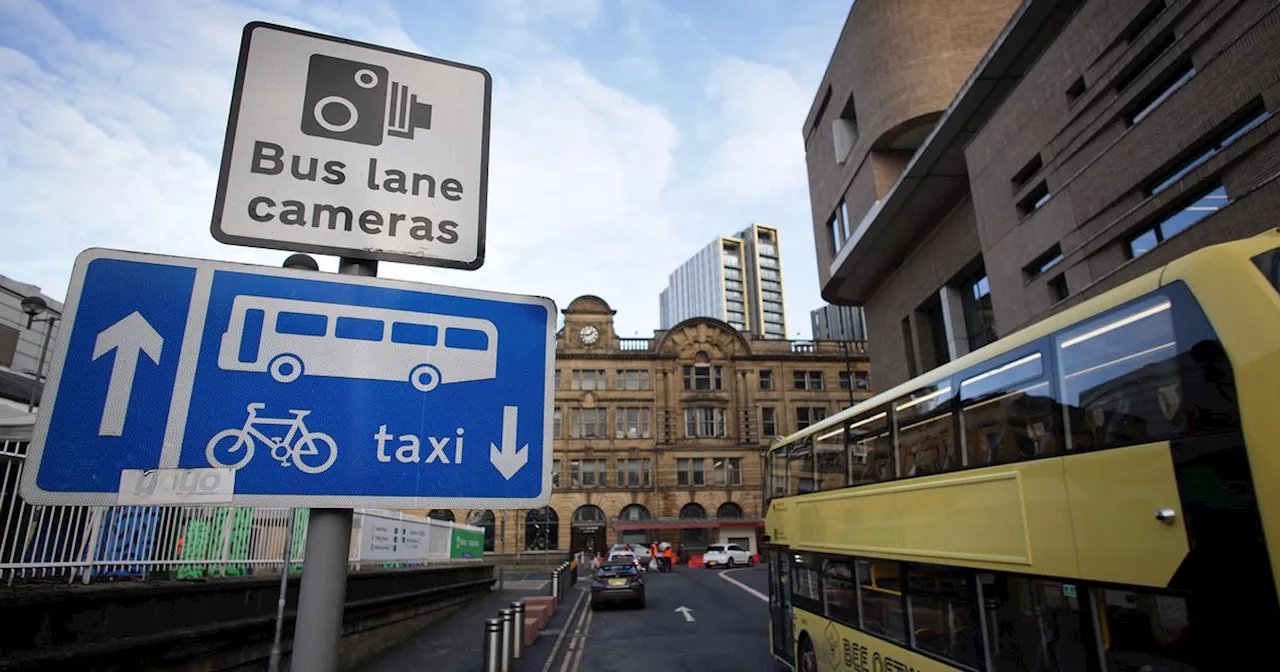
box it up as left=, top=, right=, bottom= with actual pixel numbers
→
left=0, top=0, right=850, bottom=338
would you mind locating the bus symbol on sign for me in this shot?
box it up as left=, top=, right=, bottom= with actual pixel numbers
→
left=217, top=295, right=498, bottom=392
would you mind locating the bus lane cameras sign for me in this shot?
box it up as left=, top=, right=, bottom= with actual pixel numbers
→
left=211, top=22, right=491, bottom=270
left=20, top=249, right=555, bottom=509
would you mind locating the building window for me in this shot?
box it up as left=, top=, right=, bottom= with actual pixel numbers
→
left=1148, top=102, right=1270, bottom=196
left=829, top=210, right=843, bottom=254
left=1125, top=60, right=1195, bottom=126
left=616, top=459, right=652, bottom=487
left=793, top=371, right=824, bottom=391
left=685, top=407, right=727, bottom=438
left=614, top=369, right=651, bottom=390
left=759, top=369, right=774, bottom=390
left=677, top=457, right=706, bottom=487
left=1065, top=75, right=1086, bottom=104
left=570, top=407, right=608, bottom=438
left=961, top=270, right=997, bottom=350
left=1127, top=183, right=1227, bottom=258
left=1048, top=274, right=1070, bottom=302
left=832, top=93, right=858, bottom=164
left=525, top=507, right=558, bottom=551
left=762, top=407, right=778, bottom=436
left=1024, top=244, right=1064, bottom=280
left=1114, top=31, right=1176, bottom=93
left=855, top=371, right=870, bottom=391
left=554, top=369, right=561, bottom=390
left=1017, top=180, right=1051, bottom=217
left=683, top=364, right=723, bottom=391
left=615, top=407, right=651, bottom=439
left=553, top=408, right=562, bottom=438
left=571, top=458, right=608, bottom=488
left=551, top=459, right=561, bottom=488
left=796, top=407, right=827, bottom=430
left=712, top=457, right=743, bottom=487
left=1011, top=154, right=1043, bottom=190
left=838, top=371, right=852, bottom=391
left=1122, top=0, right=1167, bottom=44
left=571, top=369, right=606, bottom=390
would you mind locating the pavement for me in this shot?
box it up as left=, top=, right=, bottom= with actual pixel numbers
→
left=357, top=564, right=780, bottom=672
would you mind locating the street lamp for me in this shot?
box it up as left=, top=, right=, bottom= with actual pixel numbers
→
left=21, top=295, right=58, bottom=413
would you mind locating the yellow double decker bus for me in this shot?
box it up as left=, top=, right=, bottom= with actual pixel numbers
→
left=764, top=230, right=1280, bottom=671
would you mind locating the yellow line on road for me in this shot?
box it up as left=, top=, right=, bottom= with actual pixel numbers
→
left=540, top=586, right=589, bottom=672
left=566, top=606, right=593, bottom=672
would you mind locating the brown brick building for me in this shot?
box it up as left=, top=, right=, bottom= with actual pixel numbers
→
left=416, top=295, right=871, bottom=557
left=807, top=0, right=1280, bottom=388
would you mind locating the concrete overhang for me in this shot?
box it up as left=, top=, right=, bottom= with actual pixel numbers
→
left=824, top=0, right=1082, bottom=305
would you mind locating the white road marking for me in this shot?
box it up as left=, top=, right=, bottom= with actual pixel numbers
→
left=675, top=605, right=695, bottom=622
left=720, top=568, right=769, bottom=602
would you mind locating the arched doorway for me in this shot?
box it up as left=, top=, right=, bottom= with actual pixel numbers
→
left=467, top=510, right=496, bottom=552
left=617, top=504, right=652, bottom=546
left=571, top=505, right=607, bottom=555
left=427, top=509, right=454, bottom=523
left=525, top=507, right=558, bottom=550
left=717, top=502, right=743, bottom=519
left=679, top=502, right=708, bottom=552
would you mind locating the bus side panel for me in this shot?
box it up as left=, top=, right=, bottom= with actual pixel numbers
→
left=792, top=458, right=1079, bottom=578
left=1062, top=441, right=1189, bottom=587
left=793, top=607, right=951, bottom=672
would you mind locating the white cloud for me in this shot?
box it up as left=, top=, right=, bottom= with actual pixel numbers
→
left=701, top=56, right=810, bottom=202
left=0, top=0, right=840, bottom=339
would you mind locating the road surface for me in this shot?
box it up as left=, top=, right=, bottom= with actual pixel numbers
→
left=545, top=564, right=777, bottom=672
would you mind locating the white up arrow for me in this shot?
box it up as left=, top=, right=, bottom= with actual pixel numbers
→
left=489, top=405, right=529, bottom=480
left=92, top=311, right=163, bottom=437
left=675, top=606, right=696, bottom=622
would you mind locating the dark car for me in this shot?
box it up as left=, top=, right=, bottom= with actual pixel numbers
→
left=590, top=561, right=645, bottom=609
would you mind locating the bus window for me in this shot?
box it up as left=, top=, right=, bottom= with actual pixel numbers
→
left=823, top=559, right=859, bottom=627
left=392, top=322, right=438, bottom=346
left=906, top=565, right=983, bottom=669
left=791, top=553, right=823, bottom=614
left=335, top=316, right=384, bottom=341
left=857, top=559, right=905, bottom=642
left=813, top=425, right=846, bottom=491
left=848, top=409, right=892, bottom=486
left=895, top=385, right=956, bottom=477
left=445, top=327, right=489, bottom=351
left=1096, top=589, right=1194, bottom=671
left=238, top=309, right=264, bottom=363
left=769, top=449, right=787, bottom=499
left=959, top=351, right=1062, bottom=467
left=979, top=574, right=1088, bottom=672
left=788, top=439, right=815, bottom=495
left=277, top=311, right=326, bottom=336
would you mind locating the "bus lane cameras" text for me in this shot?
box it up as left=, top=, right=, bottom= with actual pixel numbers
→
left=243, top=140, right=465, bottom=243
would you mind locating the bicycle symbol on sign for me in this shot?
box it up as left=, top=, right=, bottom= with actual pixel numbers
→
left=205, top=402, right=338, bottom=474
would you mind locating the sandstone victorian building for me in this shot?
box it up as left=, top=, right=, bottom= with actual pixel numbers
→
left=420, top=296, right=871, bottom=557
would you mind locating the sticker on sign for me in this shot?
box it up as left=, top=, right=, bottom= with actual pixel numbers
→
left=212, top=22, right=491, bottom=269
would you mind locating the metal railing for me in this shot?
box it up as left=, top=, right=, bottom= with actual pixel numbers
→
left=0, top=438, right=480, bottom=585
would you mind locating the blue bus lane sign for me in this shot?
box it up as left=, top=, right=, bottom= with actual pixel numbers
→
left=21, top=248, right=556, bottom=509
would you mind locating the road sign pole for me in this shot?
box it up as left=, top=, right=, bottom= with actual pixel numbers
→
left=290, top=257, right=372, bottom=672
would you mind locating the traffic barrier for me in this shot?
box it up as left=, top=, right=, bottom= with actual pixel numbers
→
left=525, top=595, right=556, bottom=616
left=510, top=601, right=525, bottom=659
left=499, top=608, right=514, bottom=672
left=688, top=554, right=705, bottom=568
left=523, top=615, right=540, bottom=647
left=483, top=618, right=502, bottom=672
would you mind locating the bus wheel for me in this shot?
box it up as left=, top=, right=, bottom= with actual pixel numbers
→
left=269, top=354, right=303, bottom=383
left=798, top=635, right=818, bottom=672
left=410, top=364, right=441, bottom=392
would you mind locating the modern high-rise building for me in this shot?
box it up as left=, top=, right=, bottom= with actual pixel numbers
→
left=810, top=304, right=867, bottom=341
left=659, top=224, right=787, bottom=339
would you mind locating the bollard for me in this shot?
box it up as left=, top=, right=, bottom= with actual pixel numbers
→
left=551, top=569, right=561, bottom=602
left=499, top=608, right=515, bottom=672
left=510, top=601, right=526, bottom=659
left=483, top=618, right=502, bottom=672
